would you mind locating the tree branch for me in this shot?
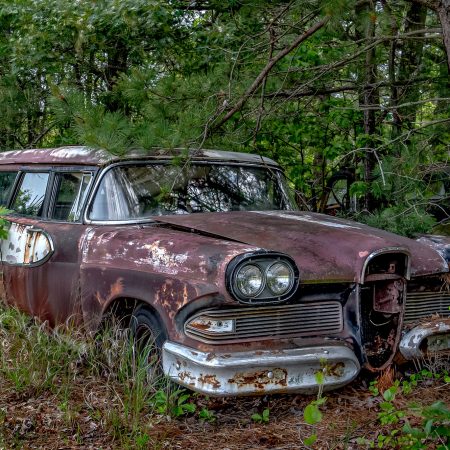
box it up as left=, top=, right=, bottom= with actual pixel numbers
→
left=211, top=15, right=330, bottom=131
left=264, top=78, right=441, bottom=98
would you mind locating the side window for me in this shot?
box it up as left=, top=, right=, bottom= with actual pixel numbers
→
left=50, top=172, right=92, bottom=221
left=0, top=171, right=18, bottom=206
left=11, top=172, right=49, bottom=216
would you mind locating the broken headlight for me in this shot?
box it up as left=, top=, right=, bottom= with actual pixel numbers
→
left=227, top=252, right=299, bottom=304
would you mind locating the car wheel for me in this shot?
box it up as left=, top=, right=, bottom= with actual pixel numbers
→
left=130, top=305, right=167, bottom=376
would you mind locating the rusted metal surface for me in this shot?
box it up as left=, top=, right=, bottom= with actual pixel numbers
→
left=163, top=341, right=360, bottom=396
left=399, top=318, right=450, bottom=359
left=1, top=216, right=87, bottom=325
left=153, top=211, right=448, bottom=283
left=373, top=279, right=404, bottom=314
left=78, top=224, right=257, bottom=335
left=416, top=235, right=450, bottom=261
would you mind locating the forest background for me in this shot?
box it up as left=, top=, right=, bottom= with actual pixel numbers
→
left=1, top=0, right=450, bottom=236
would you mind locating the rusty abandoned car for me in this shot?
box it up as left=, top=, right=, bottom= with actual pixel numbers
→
left=0, top=146, right=449, bottom=396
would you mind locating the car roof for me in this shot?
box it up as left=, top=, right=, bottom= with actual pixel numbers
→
left=0, top=146, right=279, bottom=168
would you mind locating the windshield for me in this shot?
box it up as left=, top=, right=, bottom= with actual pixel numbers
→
left=89, top=163, right=296, bottom=221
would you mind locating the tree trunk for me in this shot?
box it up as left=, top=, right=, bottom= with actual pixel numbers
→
left=356, top=1, right=379, bottom=211
left=397, top=3, right=427, bottom=130
left=437, top=0, right=450, bottom=71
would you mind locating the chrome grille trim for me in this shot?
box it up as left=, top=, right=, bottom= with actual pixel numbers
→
left=185, top=301, right=343, bottom=343
left=405, top=290, right=450, bottom=322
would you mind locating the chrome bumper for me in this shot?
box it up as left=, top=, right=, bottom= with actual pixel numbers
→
left=399, top=319, right=450, bottom=360
left=162, top=342, right=360, bottom=396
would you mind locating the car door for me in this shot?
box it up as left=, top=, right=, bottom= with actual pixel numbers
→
left=1, top=168, right=95, bottom=325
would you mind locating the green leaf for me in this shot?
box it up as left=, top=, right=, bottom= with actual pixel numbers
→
left=304, top=434, right=317, bottom=446
left=182, top=403, right=196, bottom=414
left=304, top=403, right=322, bottom=425
left=315, top=370, right=325, bottom=385
left=251, top=413, right=262, bottom=423
left=383, top=387, right=396, bottom=402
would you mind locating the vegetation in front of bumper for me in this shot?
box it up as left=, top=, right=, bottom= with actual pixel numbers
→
left=0, top=303, right=197, bottom=447
left=357, top=369, right=450, bottom=449
left=302, top=370, right=327, bottom=447
left=1, top=302, right=449, bottom=448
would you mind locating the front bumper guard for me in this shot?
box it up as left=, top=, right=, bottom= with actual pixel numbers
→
left=162, top=342, right=360, bottom=396
left=399, top=318, right=450, bottom=360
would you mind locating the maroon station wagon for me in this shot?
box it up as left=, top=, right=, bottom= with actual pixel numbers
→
left=0, top=146, right=449, bottom=396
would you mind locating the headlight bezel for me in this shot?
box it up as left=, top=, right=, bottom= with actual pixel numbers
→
left=226, top=251, right=299, bottom=304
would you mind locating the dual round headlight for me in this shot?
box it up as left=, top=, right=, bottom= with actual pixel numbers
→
left=234, top=259, right=296, bottom=300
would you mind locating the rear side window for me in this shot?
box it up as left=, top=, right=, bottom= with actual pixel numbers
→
left=50, top=172, right=92, bottom=221
left=0, top=171, right=18, bottom=206
left=11, top=172, right=49, bottom=216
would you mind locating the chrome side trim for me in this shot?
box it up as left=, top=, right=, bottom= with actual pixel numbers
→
left=399, top=319, right=450, bottom=359
left=162, top=341, right=360, bottom=396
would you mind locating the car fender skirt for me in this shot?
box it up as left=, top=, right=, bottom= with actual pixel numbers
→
left=162, top=342, right=360, bottom=396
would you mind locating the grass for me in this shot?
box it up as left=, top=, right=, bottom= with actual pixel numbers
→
left=0, top=303, right=174, bottom=448
left=0, top=301, right=449, bottom=449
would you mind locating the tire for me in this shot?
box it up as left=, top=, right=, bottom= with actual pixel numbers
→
left=130, top=305, right=167, bottom=375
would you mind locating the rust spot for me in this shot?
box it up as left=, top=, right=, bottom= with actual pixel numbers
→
left=178, top=371, right=195, bottom=383
left=206, top=352, right=217, bottom=362
left=198, top=374, right=221, bottom=389
left=228, top=368, right=287, bottom=390
left=95, top=277, right=124, bottom=306
left=373, top=279, right=403, bottom=314
left=322, top=362, right=345, bottom=377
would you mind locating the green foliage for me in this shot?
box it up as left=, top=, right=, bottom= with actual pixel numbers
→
left=302, top=370, right=327, bottom=447
left=360, top=369, right=450, bottom=449
left=251, top=407, right=270, bottom=424
left=0, top=207, right=10, bottom=240
left=198, top=407, right=216, bottom=423
left=150, top=388, right=196, bottom=417
left=304, top=398, right=325, bottom=425
left=358, top=207, right=436, bottom=238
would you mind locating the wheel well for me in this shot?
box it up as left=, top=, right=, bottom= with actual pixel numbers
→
left=102, top=297, right=164, bottom=330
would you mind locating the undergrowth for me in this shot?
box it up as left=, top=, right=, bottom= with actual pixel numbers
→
left=0, top=303, right=196, bottom=448
left=0, top=302, right=449, bottom=449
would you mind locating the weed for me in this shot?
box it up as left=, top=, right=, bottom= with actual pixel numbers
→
left=301, top=369, right=327, bottom=447
left=251, top=408, right=270, bottom=424
left=199, top=407, right=216, bottom=423
left=150, top=387, right=196, bottom=417
left=360, top=369, right=450, bottom=448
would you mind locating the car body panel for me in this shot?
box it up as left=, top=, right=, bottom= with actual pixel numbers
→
left=152, top=210, right=448, bottom=283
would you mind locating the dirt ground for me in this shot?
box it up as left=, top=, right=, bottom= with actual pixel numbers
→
left=1, top=370, right=449, bottom=450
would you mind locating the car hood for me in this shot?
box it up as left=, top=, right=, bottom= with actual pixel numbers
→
left=153, top=211, right=448, bottom=283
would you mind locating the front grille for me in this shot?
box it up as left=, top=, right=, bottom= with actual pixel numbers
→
left=185, top=301, right=343, bottom=343
left=405, top=290, right=450, bottom=323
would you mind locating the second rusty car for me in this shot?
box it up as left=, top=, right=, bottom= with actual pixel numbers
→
left=0, top=146, right=449, bottom=396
